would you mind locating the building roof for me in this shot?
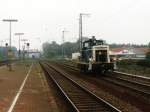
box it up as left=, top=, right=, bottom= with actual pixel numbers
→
left=137, top=48, right=149, bottom=54
left=110, top=48, right=125, bottom=52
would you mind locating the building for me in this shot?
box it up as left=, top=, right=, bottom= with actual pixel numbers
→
left=132, top=48, right=149, bottom=59
left=72, top=52, right=80, bottom=60
left=109, top=47, right=149, bottom=60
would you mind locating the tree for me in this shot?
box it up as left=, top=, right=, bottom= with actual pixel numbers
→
left=42, top=39, right=81, bottom=58
left=146, top=42, right=150, bottom=60
left=42, top=41, right=61, bottom=58
left=148, top=42, right=150, bottom=49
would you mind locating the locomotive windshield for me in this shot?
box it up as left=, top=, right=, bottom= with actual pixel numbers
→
left=95, top=50, right=107, bottom=62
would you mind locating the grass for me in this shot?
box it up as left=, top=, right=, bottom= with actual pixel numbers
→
left=117, top=64, right=150, bottom=77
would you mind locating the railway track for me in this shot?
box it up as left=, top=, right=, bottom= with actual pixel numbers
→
left=102, top=76, right=150, bottom=98
left=62, top=60, right=150, bottom=84
left=56, top=61, right=150, bottom=99
left=109, top=71, right=150, bottom=85
left=40, top=61, right=121, bottom=112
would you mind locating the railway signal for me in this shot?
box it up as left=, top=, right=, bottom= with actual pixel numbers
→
left=5, top=43, right=12, bottom=71
left=26, top=43, right=30, bottom=58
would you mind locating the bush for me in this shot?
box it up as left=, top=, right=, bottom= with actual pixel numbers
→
left=146, top=52, right=150, bottom=60
left=137, top=59, right=150, bottom=67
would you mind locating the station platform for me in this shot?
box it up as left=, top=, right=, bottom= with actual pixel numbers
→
left=0, top=61, right=58, bottom=112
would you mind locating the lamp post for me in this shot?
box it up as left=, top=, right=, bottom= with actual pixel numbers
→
left=79, top=13, right=90, bottom=51
left=14, top=33, right=24, bottom=59
left=2, top=19, right=18, bottom=71
left=62, top=29, right=69, bottom=58
left=3, top=19, right=18, bottom=48
left=0, top=40, right=3, bottom=47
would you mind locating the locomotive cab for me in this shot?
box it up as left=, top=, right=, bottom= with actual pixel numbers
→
left=78, top=36, right=114, bottom=72
left=93, top=45, right=110, bottom=63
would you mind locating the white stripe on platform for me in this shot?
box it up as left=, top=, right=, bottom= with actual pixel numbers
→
left=7, top=63, right=33, bottom=112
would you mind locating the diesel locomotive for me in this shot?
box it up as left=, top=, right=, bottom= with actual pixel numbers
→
left=77, top=36, right=114, bottom=72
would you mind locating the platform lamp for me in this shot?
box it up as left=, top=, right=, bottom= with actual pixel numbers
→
left=2, top=19, right=18, bottom=71
left=62, top=28, right=69, bottom=58
left=79, top=13, right=90, bottom=51
left=14, top=33, right=24, bottom=59
left=2, top=19, right=18, bottom=48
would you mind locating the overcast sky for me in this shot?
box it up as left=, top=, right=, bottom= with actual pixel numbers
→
left=0, top=0, right=150, bottom=50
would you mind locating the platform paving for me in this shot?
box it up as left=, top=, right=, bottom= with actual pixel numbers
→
left=0, top=61, right=58, bottom=112
left=0, top=63, right=29, bottom=112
